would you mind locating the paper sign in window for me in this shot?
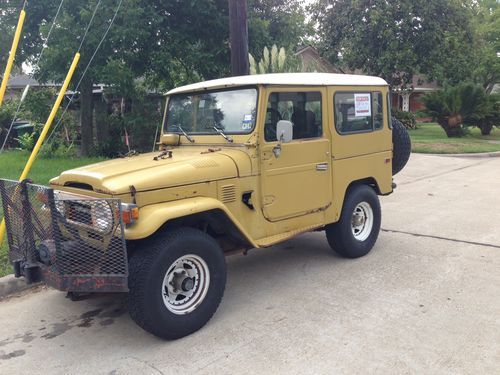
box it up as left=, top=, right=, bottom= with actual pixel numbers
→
left=354, top=94, right=371, bottom=117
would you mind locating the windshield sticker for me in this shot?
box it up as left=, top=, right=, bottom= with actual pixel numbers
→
left=354, top=94, right=371, bottom=117
left=241, top=114, right=253, bottom=130
left=199, top=100, right=205, bottom=108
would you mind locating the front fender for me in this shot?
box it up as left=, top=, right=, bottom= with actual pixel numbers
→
left=124, top=197, right=257, bottom=247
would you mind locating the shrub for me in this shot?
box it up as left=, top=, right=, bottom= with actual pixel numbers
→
left=249, top=45, right=308, bottom=74
left=40, top=142, right=77, bottom=159
left=475, top=94, right=500, bottom=136
left=0, top=99, right=19, bottom=149
left=421, top=83, right=493, bottom=137
left=392, top=109, right=417, bottom=129
left=121, top=92, right=162, bottom=153
left=93, top=115, right=125, bottom=157
left=15, top=132, right=35, bottom=151
left=20, top=88, right=57, bottom=124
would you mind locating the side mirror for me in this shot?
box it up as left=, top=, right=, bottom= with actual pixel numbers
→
left=277, top=120, right=293, bottom=143
left=161, top=133, right=180, bottom=146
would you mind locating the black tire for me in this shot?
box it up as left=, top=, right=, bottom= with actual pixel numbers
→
left=325, top=185, right=381, bottom=258
left=391, top=117, right=411, bottom=175
left=128, top=227, right=226, bottom=340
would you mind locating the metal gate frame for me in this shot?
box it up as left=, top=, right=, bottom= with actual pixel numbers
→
left=0, top=179, right=128, bottom=292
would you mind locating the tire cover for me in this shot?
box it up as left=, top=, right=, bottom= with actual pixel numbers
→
left=392, top=117, right=411, bottom=175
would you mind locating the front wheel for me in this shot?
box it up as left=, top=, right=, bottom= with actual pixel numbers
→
left=128, top=227, right=226, bottom=339
left=325, top=185, right=381, bottom=258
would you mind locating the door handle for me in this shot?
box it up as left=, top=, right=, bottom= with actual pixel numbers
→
left=316, top=163, right=328, bottom=171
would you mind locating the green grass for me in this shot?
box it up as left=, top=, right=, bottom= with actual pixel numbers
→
left=0, top=150, right=105, bottom=277
left=409, top=123, right=500, bottom=154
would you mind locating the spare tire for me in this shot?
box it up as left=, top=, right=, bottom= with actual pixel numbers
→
left=391, top=117, right=411, bottom=175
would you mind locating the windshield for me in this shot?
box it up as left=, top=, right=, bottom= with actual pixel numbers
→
left=164, top=87, right=258, bottom=135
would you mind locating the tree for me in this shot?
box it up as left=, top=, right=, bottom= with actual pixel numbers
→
left=0, top=0, right=23, bottom=70
left=471, top=0, right=500, bottom=94
left=10, top=0, right=158, bottom=155
left=145, top=0, right=231, bottom=90
left=311, top=0, right=476, bottom=87
left=1, top=0, right=311, bottom=155
left=248, top=0, right=311, bottom=59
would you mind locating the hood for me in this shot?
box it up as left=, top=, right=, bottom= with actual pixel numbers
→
left=50, top=147, right=252, bottom=195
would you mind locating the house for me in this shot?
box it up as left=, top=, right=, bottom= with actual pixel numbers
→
left=295, top=46, right=344, bottom=74
left=6, top=74, right=163, bottom=114
left=295, top=45, right=439, bottom=114
left=391, top=75, right=439, bottom=113
left=4, top=74, right=60, bottom=100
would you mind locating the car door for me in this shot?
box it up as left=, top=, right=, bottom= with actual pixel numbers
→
left=260, top=87, right=332, bottom=222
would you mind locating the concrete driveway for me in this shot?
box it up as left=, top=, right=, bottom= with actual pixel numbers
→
left=0, top=154, right=499, bottom=374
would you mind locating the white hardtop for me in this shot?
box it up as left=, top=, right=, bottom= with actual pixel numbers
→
left=167, top=73, right=388, bottom=95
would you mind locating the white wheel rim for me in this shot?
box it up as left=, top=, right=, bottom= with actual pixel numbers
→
left=161, top=254, right=210, bottom=315
left=351, top=201, right=374, bottom=241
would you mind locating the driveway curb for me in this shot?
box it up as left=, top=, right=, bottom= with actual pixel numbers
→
left=0, top=274, right=39, bottom=299
left=414, top=151, right=500, bottom=158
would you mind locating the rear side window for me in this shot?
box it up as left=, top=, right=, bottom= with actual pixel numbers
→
left=334, top=92, right=384, bottom=134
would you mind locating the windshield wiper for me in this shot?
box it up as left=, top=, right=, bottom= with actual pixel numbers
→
left=213, top=126, right=233, bottom=143
left=175, top=125, right=195, bottom=143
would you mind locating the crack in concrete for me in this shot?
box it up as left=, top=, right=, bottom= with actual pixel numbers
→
left=382, top=228, right=500, bottom=249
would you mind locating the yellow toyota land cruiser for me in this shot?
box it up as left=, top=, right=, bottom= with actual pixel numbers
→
left=0, top=73, right=410, bottom=339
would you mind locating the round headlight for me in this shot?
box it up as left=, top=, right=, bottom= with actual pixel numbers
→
left=91, top=202, right=114, bottom=234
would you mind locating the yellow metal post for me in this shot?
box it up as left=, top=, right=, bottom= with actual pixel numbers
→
left=0, top=10, right=26, bottom=107
left=0, top=53, right=81, bottom=246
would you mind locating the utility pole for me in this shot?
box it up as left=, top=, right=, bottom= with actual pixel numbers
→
left=228, top=0, right=249, bottom=76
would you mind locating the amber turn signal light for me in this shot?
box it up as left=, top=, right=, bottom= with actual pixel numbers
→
left=121, top=203, right=139, bottom=225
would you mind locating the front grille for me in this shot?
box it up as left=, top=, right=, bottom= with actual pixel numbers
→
left=0, top=179, right=128, bottom=292
left=67, top=201, right=92, bottom=226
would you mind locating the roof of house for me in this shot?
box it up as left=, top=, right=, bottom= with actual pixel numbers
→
left=7, top=74, right=58, bottom=88
left=167, top=73, right=388, bottom=95
left=294, top=46, right=344, bottom=74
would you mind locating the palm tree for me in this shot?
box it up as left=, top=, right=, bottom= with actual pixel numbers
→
left=421, top=83, right=497, bottom=137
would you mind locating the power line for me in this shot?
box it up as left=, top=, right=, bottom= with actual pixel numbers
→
left=34, top=0, right=66, bottom=68
left=0, top=86, right=28, bottom=153
left=77, top=0, right=103, bottom=52
left=43, top=0, right=124, bottom=150
left=0, top=0, right=66, bottom=154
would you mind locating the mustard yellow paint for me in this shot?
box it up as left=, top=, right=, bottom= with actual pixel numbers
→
left=49, top=81, right=393, bottom=249
left=19, top=53, right=80, bottom=181
left=0, top=10, right=26, bottom=107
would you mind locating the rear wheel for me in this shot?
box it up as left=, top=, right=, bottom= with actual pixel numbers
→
left=128, top=227, right=226, bottom=339
left=325, top=185, right=381, bottom=258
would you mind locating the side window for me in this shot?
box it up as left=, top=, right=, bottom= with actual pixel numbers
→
left=387, top=92, right=393, bottom=129
left=373, top=92, right=383, bottom=129
left=334, top=92, right=384, bottom=134
left=265, top=91, right=322, bottom=142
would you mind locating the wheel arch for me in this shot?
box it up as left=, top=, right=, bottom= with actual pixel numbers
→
left=157, top=209, right=254, bottom=251
left=347, top=177, right=381, bottom=195
left=332, top=176, right=382, bottom=224
left=124, top=197, right=258, bottom=249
